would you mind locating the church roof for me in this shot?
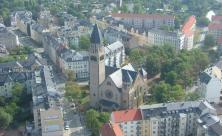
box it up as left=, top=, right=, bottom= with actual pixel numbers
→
left=108, top=64, right=138, bottom=88
left=90, top=24, right=103, bottom=44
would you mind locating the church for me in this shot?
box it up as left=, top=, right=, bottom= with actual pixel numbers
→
left=89, top=24, right=148, bottom=111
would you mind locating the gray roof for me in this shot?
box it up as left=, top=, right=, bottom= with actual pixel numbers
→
left=148, top=29, right=182, bottom=37
left=90, top=24, right=103, bottom=44
left=60, top=48, right=89, bottom=62
left=105, top=41, right=124, bottom=54
left=31, top=23, right=46, bottom=33
left=210, top=123, right=222, bottom=135
left=140, top=101, right=212, bottom=119
left=199, top=72, right=212, bottom=84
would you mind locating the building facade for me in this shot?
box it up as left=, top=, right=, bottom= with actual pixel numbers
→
left=198, top=66, right=222, bottom=104
left=111, top=13, right=175, bottom=30
left=105, top=41, right=125, bottom=68
left=102, top=100, right=222, bottom=136
left=148, top=29, right=185, bottom=51
left=59, top=49, right=89, bottom=80
left=31, top=23, right=49, bottom=44
left=15, top=11, right=33, bottom=35
left=0, top=24, right=19, bottom=50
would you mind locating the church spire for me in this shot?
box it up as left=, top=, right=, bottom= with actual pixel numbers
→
left=90, top=24, right=103, bottom=44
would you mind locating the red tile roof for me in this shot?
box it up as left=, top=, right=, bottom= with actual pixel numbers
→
left=182, top=15, right=196, bottom=35
left=208, top=23, right=222, bottom=30
left=212, top=15, right=222, bottom=22
left=218, top=36, right=222, bottom=45
left=111, top=13, right=175, bottom=20
left=111, top=109, right=142, bottom=123
left=100, top=123, right=124, bottom=136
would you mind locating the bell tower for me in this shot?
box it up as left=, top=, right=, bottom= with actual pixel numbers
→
left=89, top=24, right=105, bottom=107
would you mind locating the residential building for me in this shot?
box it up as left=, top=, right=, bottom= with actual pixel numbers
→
left=59, top=48, right=89, bottom=81
left=0, top=43, right=9, bottom=57
left=31, top=23, right=49, bottom=44
left=100, top=122, right=124, bottom=136
left=110, top=109, right=142, bottom=136
left=111, top=13, right=175, bottom=30
left=103, top=100, right=222, bottom=136
left=148, top=29, right=185, bottom=51
left=105, top=41, right=125, bottom=67
left=15, top=11, right=33, bottom=35
left=181, top=15, right=196, bottom=50
left=38, top=10, right=53, bottom=28
left=104, top=27, right=136, bottom=48
left=198, top=66, right=222, bottom=104
left=0, top=24, right=19, bottom=50
left=42, top=33, right=68, bottom=65
left=208, top=15, right=222, bottom=43
left=89, top=24, right=148, bottom=110
left=32, top=66, right=64, bottom=136
left=0, top=54, right=41, bottom=97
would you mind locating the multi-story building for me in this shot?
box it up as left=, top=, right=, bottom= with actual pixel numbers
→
left=42, top=33, right=68, bottom=65
left=198, top=66, right=222, bottom=104
left=31, top=23, right=49, bottom=44
left=0, top=24, right=19, bottom=50
left=208, top=15, right=222, bottom=43
left=105, top=41, right=125, bottom=67
left=38, top=10, right=53, bottom=28
left=148, top=29, right=185, bottom=51
left=101, top=100, right=222, bottom=136
left=181, top=15, right=196, bottom=50
left=0, top=54, right=41, bottom=97
left=59, top=48, right=89, bottom=81
left=89, top=24, right=148, bottom=110
left=32, top=66, right=64, bottom=136
left=111, top=13, right=175, bottom=30
left=15, top=11, right=33, bottom=35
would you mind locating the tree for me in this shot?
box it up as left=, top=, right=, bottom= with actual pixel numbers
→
left=79, top=35, right=90, bottom=50
left=164, top=71, right=177, bottom=85
left=185, top=91, right=201, bottom=101
left=85, top=109, right=110, bottom=136
left=150, top=82, right=185, bottom=103
left=0, top=108, right=12, bottom=129
left=65, top=81, right=81, bottom=100
left=204, top=34, right=216, bottom=47
left=197, top=17, right=210, bottom=27
left=145, top=56, right=161, bottom=77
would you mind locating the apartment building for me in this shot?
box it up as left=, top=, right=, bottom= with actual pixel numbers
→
left=101, top=100, right=222, bottom=136
left=105, top=41, right=125, bottom=68
left=32, top=66, right=64, bottom=136
left=181, top=16, right=196, bottom=50
left=0, top=54, right=41, bottom=97
left=15, top=11, right=33, bottom=35
left=208, top=15, right=222, bottom=43
left=111, top=13, right=175, bottom=30
left=148, top=29, right=185, bottom=51
left=31, top=23, right=49, bottom=44
left=0, top=24, right=19, bottom=50
left=198, top=66, right=222, bottom=104
left=59, top=48, right=89, bottom=81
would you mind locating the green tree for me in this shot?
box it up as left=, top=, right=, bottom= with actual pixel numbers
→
left=79, top=35, right=90, bottom=50
left=65, top=81, right=81, bottom=100
left=85, top=109, right=101, bottom=136
left=145, top=56, right=161, bottom=77
left=0, top=108, right=13, bottom=129
left=185, top=91, right=201, bottom=101
left=204, top=34, right=216, bottom=47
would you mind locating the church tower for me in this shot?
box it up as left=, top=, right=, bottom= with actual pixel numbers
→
left=89, top=24, right=105, bottom=107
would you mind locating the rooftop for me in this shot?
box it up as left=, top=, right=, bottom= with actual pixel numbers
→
left=111, top=109, right=142, bottom=123
left=100, top=122, right=124, bottom=136
left=182, top=15, right=196, bottom=35
left=111, top=13, right=175, bottom=20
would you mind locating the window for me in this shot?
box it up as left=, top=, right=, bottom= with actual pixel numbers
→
left=100, top=55, right=104, bottom=61
left=90, top=56, right=97, bottom=61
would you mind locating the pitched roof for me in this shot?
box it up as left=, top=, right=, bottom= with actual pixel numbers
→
left=212, top=15, right=222, bottom=23
left=100, top=123, right=124, bottom=136
left=182, top=15, right=196, bottom=35
left=199, top=72, right=212, bottom=84
left=111, top=13, right=175, bottom=20
left=90, top=24, right=103, bottom=44
left=111, top=109, right=142, bottom=123
left=208, top=23, right=222, bottom=30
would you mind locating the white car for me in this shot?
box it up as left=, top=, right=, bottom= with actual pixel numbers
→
left=64, top=122, right=70, bottom=130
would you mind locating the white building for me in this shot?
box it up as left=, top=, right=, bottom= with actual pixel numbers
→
left=59, top=49, right=89, bottom=80
left=198, top=66, right=222, bottom=104
left=148, top=29, right=185, bottom=51
left=106, top=100, right=222, bottom=136
left=105, top=41, right=125, bottom=68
